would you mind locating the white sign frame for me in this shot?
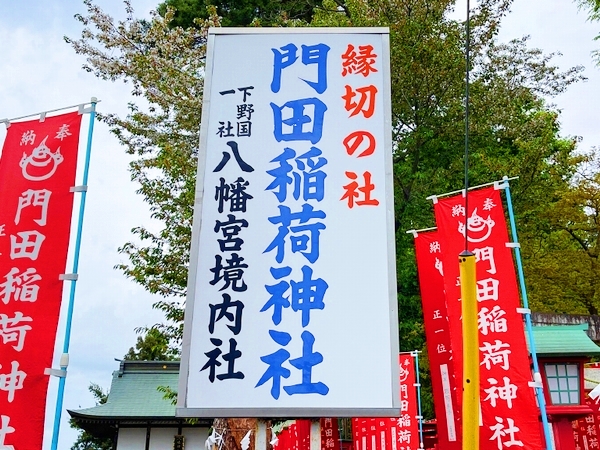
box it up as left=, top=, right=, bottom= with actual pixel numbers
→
left=178, top=27, right=399, bottom=417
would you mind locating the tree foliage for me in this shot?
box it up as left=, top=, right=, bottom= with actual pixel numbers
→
left=124, top=327, right=179, bottom=360
left=520, top=153, right=600, bottom=316
left=156, top=0, right=334, bottom=27
left=67, top=0, right=221, bottom=346
left=576, top=0, right=600, bottom=63
left=69, top=0, right=591, bottom=421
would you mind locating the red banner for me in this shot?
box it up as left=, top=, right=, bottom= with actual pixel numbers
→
left=572, top=397, right=600, bottom=449
left=433, top=186, right=543, bottom=449
left=273, top=419, right=340, bottom=450
left=413, top=230, right=460, bottom=449
left=321, top=418, right=341, bottom=450
left=0, top=112, right=82, bottom=449
left=397, top=353, right=419, bottom=449
left=352, top=354, right=420, bottom=450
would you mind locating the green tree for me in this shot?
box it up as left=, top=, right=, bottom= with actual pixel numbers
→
left=520, top=155, right=600, bottom=315
left=124, top=327, right=179, bottom=360
left=156, top=0, right=350, bottom=27
left=67, top=0, right=220, bottom=346
left=576, top=0, right=600, bottom=63
left=70, top=384, right=112, bottom=450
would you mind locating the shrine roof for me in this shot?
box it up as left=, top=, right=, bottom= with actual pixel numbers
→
left=68, top=360, right=182, bottom=419
left=530, top=324, right=600, bottom=357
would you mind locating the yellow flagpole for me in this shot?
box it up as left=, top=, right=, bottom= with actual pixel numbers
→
left=460, top=251, right=479, bottom=450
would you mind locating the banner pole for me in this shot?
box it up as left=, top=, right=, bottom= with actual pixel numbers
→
left=500, top=176, right=554, bottom=450
left=459, top=252, right=479, bottom=450
left=50, top=97, right=98, bottom=450
left=412, top=350, right=424, bottom=449
left=461, top=0, right=480, bottom=448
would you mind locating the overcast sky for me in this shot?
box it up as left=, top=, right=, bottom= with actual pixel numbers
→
left=0, top=0, right=599, bottom=448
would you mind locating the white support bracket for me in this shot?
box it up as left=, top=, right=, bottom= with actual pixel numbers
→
left=528, top=372, right=544, bottom=389
left=70, top=185, right=88, bottom=193
left=426, top=195, right=439, bottom=204
left=59, top=273, right=79, bottom=281
left=78, top=104, right=93, bottom=115
left=516, top=307, right=531, bottom=315
left=505, top=242, right=520, bottom=248
left=45, top=368, right=67, bottom=378
left=494, top=178, right=509, bottom=190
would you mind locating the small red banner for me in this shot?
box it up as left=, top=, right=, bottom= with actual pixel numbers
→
left=352, top=354, right=420, bottom=450
left=321, top=418, right=341, bottom=450
left=572, top=397, right=600, bottom=449
left=0, top=112, right=82, bottom=449
left=273, top=419, right=340, bottom=450
left=413, top=230, right=460, bottom=449
left=433, top=186, right=543, bottom=449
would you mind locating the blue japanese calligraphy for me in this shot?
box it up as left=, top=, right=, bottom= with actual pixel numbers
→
left=290, top=265, right=327, bottom=327
left=266, top=147, right=327, bottom=202
left=261, top=266, right=292, bottom=325
left=271, top=43, right=330, bottom=94
left=283, top=331, right=329, bottom=396
left=255, top=38, right=334, bottom=399
left=300, top=44, right=330, bottom=93
left=271, top=43, right=298, bottom=93
left=255, top=330, right=292, bottom=399
left=256, top=330, right=329, bottom=399
left=271, top=98, right=327, bottom=144
left=264, top=204, right=326, bottom=263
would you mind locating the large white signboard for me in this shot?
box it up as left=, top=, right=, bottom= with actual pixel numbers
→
left=178, top=28, right=399, bottom=417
